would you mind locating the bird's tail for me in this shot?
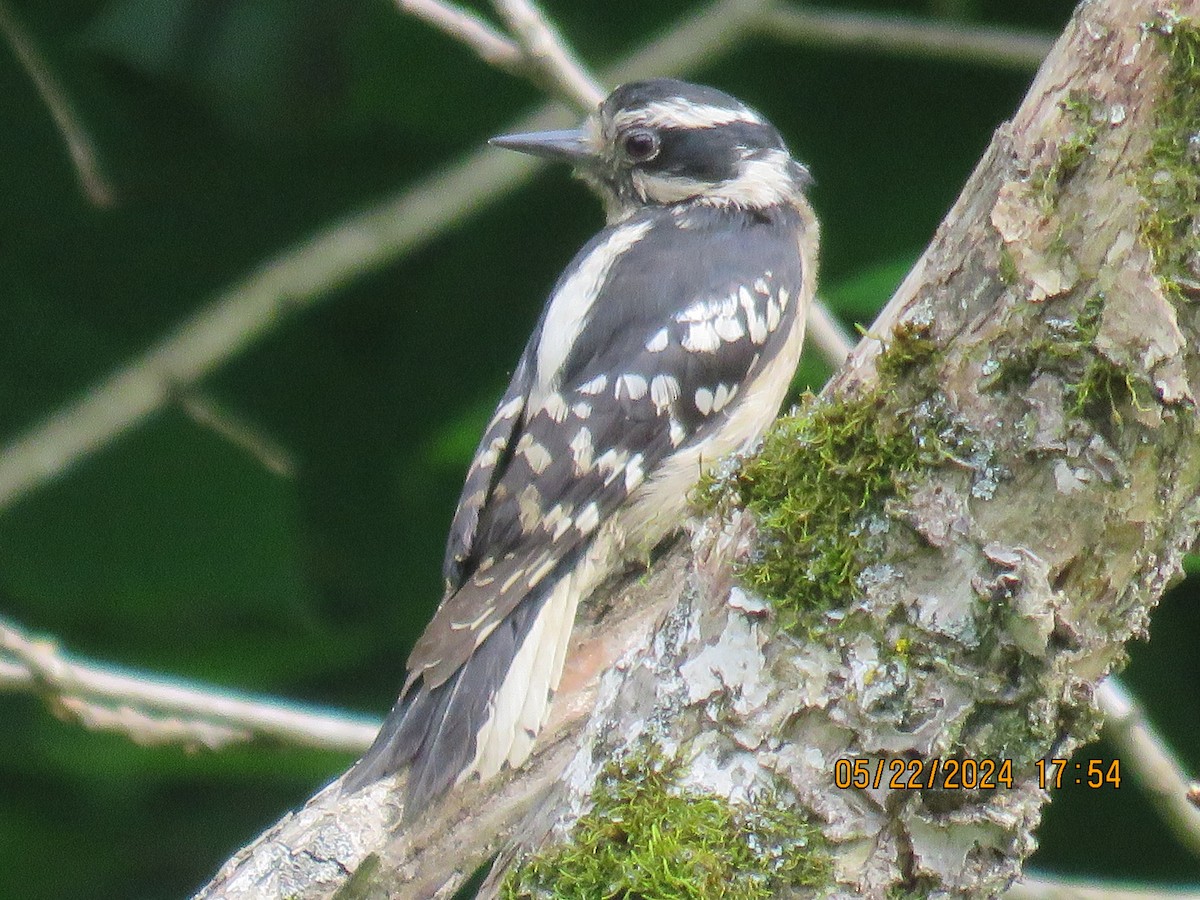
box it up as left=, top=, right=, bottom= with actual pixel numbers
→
left=341, top=565, right=580, bottom=818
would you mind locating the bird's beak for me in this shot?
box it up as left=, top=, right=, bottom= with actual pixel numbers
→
left=489, top=127, right=595, bottom=164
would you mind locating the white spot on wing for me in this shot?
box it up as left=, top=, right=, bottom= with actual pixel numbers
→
left=670, top=419, right=687, bottom=446
left=575, top=502, right=600, bottom=534
left=541, top=392, right=569, bottom=423
left=572, top=401, right=592, bottom=419
left=569, top=427, right=594, bottom=474
left=517, top=483, right=542, bottom=531
left=650, top=374, right=680, bottom=412
left=695, top=387, right=714, bottom=415
left=683, top=321, right=721, bottom=353
left=739, top=286, right=768, bottom=345
left=545, top=503, right=574, bottom=541
left=714, top=315, right=745, bottom=343
left=490, top=396, right=524, bottom=426
left=624, top=453, right=645, bottom=492
left=450, top=604, right=495, bottom=632
left=595, top=448, right=629, bottom=486
left=712, top=383, right=738, bottom=412
left=578, top=374, right=608, bottom=396
left=517, top=434, right=553, bottom=475
left=527, top=553, right=557, bottom=589
left=617, top=374, right=648, bottom=401
left=766, top=299, right=781, bottom=332
left=645, top=328, right=669, bottom=353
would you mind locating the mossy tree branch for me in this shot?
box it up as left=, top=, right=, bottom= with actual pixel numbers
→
left=193, top=1, right=1200, bottom=897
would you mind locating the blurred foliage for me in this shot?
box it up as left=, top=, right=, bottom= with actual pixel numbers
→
left=0, top=0, right=1197, bottom=897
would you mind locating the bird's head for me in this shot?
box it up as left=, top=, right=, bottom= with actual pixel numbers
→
left=491, top=78, right=812, bottom=220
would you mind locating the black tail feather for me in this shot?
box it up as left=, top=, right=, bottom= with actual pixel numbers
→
left=341, top=588, right=549, bottom=819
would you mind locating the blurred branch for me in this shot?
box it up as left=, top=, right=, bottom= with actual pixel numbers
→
left=763, top=3, right=1053, bottom=71
left=1097, top=677, right=1200, bottom=858
left=0, top=0, right=1062, bottom=510
left=0, top=616, right=378, bottom=753
left=806, top=296, right=856, bottom=364
left=394, top=0, right=524, bottom=74
left=1009, top=876, right=1200, bottom=900
left=491, top=0, right=605, bottom=108
left=178, top=391, right=297, bottom=479
left=0, top=0, right=774, bottom=512
left=0, top=0, right=115, bottom=207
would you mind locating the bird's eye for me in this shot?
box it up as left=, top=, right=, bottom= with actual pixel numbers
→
left=621, top=129, right=660, bottom=162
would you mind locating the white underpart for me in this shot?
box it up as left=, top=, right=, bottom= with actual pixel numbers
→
left=632, top=150, right=799, bottom=209
left=534, top=221, right=653, bottom=403
left=614, top=100, right=763, bottom=130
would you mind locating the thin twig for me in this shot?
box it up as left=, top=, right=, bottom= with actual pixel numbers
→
left=491, top=0, right=605, bottom=109
left=395, top=0, right=524, bottom=74
left=0, top=0, right=774, bottom=512
left=1097, top=677, right=1200, bottom=859
left=178, top=391, right=297, bottom=479
left=763, top=3, right=1053, bottom=72
left=0, top=617, right=379, bottom=753
left=0, top=0, right=116, bottom=207
left=1009, top=875, right=1200, bottom=900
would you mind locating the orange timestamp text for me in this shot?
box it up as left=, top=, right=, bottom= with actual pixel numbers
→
left=832, top=756, right=1123, bottom=791
left=834, top=757, right=1015, bottom=791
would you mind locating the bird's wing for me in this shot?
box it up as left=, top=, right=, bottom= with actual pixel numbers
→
left=409, top=207, right=807, bottom=690
left=344, top=206, right=809, bottom=806
left=441, top=346, right=537, bottom=591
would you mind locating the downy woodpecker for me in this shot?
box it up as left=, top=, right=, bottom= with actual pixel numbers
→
left=345, top=78, right=819, bottom=813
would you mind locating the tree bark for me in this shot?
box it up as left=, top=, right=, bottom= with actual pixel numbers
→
left=193, top=0, right=1200, bottom=896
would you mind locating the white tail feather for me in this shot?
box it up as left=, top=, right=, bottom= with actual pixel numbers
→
left=467, top=567, right=580, bottom=781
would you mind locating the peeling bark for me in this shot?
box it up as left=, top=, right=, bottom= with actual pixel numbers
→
left=193, top=1, right=1200, bottom=897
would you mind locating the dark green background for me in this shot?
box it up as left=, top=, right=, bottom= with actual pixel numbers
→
left=1, top=1, right=1196, bottom=897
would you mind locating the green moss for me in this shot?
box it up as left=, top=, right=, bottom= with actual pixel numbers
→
left=331, top=854, right=381, bottom=900
left=1031, top=91, right=1102, bottom=211
left=997, top=245, right=1019, bottom=285
left=729, top=344, right=944, bottom=633
left=1141, top=16, right=1200, bottom=303
left=984, top=293, right=1148, bottom=426
left=500, top=745, right=829, bottom=900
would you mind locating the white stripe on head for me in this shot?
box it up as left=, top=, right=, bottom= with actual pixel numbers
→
left=614, top=99, right=763, bottom=131
left=631, top=150, right=800, bottom=209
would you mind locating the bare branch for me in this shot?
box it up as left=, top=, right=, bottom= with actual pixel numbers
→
left=806, top=296, right=856, bottom=365
left=491, top=0, right=605, bottom=109
left=763, top=3, right=1054, bottom=72
left=1097, top=678, right=1200, bottom=858
left=0, top=617, right=378, bottom=753
left=0, top=0, right=116, bottom=207
left=1009, top=875, right=1200, bottom=900
left=394, top=0, right=525, bottom=75
left=0, top=0, right=772, bottom=513
left=178, top=391, right=297, bottom=479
